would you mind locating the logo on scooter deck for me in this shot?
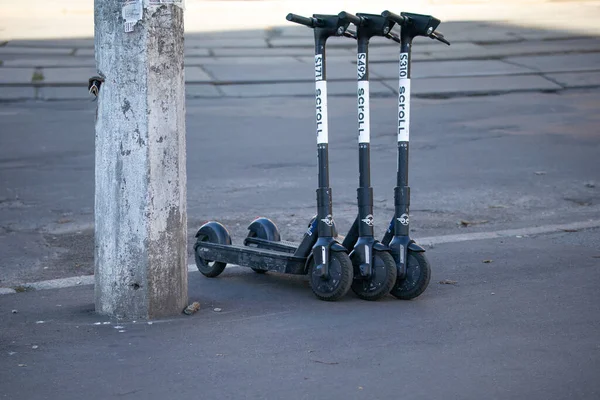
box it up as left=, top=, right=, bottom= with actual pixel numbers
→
left=321, top=214, right=334, bottom=227
left=361, top=214, right=374, bottom=227
left=398, top=213, right=409, bottom=226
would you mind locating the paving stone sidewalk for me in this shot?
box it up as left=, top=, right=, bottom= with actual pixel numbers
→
left=1, top=7, right=600, bottom=101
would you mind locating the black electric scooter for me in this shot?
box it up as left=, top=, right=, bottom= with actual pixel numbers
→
left=334, top=11, right=398, bottom=301
left=341, top=10, right=450, bottom=300
left=194, top=13, right=355, bottom=301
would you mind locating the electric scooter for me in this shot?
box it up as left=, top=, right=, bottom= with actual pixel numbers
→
left=341, top=10, right=450, bottom=300
left=335, top=11, right=398, bottom=301
left=194, top=13, right=355, bottom=301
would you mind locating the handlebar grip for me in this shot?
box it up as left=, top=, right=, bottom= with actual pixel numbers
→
left=381, top=10, right=407, bottom=25
left=286, top=13, right=316, bottom=28
left=338, top=11, right=362, bottom=26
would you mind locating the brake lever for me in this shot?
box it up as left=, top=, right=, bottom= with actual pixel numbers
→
left=385, top=32, right=401, bottom=44
left=430, top=31, right=450, bottom=46
left=343, top=30, right=357, bottom=40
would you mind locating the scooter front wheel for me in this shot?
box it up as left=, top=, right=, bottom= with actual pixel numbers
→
left=390, top=250, right=431, bottom=300
left=308, top=252, right=353, bottom=301
left=351, top=250, right=397, bottom=301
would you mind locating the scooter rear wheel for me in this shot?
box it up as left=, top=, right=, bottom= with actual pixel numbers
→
left=195, top=243, right=227, bottom=278
left=308, top=251, right=353, bottom=301
left=351, top=250, right=397, bottom=301
left=194, top=227, right=228, bottom=278
left=390, top=250, right=431, bottom=300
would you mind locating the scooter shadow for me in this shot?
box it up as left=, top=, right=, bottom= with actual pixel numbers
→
left=191, top=266, right=396, bottom=303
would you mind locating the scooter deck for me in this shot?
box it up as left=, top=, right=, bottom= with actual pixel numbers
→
left=243, top=237, right=298, bottom=253
left=196, top=241, right=307, bottom=275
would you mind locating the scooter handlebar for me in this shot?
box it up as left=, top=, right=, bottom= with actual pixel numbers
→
left=337, top=11, right=362, bottom=27
left=286, top=13, right=317, bottom=28
left=381, top=10, right=408, bottom=26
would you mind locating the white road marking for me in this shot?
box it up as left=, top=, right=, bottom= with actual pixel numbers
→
left=417, top=219, right=600, bottom=246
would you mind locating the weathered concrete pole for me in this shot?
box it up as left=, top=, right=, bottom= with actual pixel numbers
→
left=94, top=0, right=187, bottom=319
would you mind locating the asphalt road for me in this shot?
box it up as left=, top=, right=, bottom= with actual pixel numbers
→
left=1, top=89, right=599, bottom=286
left=1, top=229, right=599, bottom=399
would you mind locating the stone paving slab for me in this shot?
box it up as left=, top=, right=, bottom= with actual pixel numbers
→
left=269, top=35, right=393, bottom=48
left=545, top=71, right=600, bottom=88
left=38, top=86, right=90, bottom=101
left=185, top=66, right=213, bottom=83
left=370, top=59, right=535, bottom=80
left=5, top=38, right=94, bottom=48
left=184, top=48, right=213, bottom=57
left=0, top=68, right=35, bottom=84
left=270, top=23, right=530, bottom=46
left=383, top=74, right=563, bottom=96
left=0, top=47, right=73, bottom=56
left=271, top=21, right=518, bottom=41
left=40, top=67, right=96, bottom=84
left=186, top=56, right=302, bottom=65
left=505, top=53, right=600, bottom=73
left=0, top=86, right=36, bottom=100
left=438, top=27, right=522, bottom=44
left=185, top=38, right=268, bottom=49
left=185, top=84, right=223, bottom=98
left=512, top=30, right=593, bottom=41
left=201, top=61, right=356, bottom=83
left=267, top=25, right=312, bottom=38
left=369, top=39, right=600, bottom=62
left=186, top=29, right=270, bottom=40
left=72, top=48, right=94, bottom=57
left=433, top=22, right=590, bottom=44
left=212, top=47, right=353, bottom=57
left=1, top=57, right=96, bottom=68
left=366, top=41, right=483, bottom=63
left=480, top=38, right=600, bottom=57
left=218, top=80, right=393, bottom=97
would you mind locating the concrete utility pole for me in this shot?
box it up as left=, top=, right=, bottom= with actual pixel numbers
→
left=94, top=0, right=187, bottom=319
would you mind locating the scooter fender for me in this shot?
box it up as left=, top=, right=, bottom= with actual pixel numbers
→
left=247, top=217, right=281, bottom=241
left=373, top=241, right=391, bottom=252
left=408, top=241, right=426, bottom=253
left=194, top=221, right=232, bottom=248
left=330, top=242, right=347, bottom=252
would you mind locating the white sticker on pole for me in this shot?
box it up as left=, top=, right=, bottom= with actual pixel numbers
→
left=357, top=81, right=370, bottom=143
left=398, top=78, right=411, bottom=142
left=398, top=52, right=410, bottom=142
left=357, top=53, right=367, bottom=80
left=122, top=0, right=143, bottom=33
left=315, top=81, right=328, bottom=144
left=315, top=54, right=323, bottom=82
